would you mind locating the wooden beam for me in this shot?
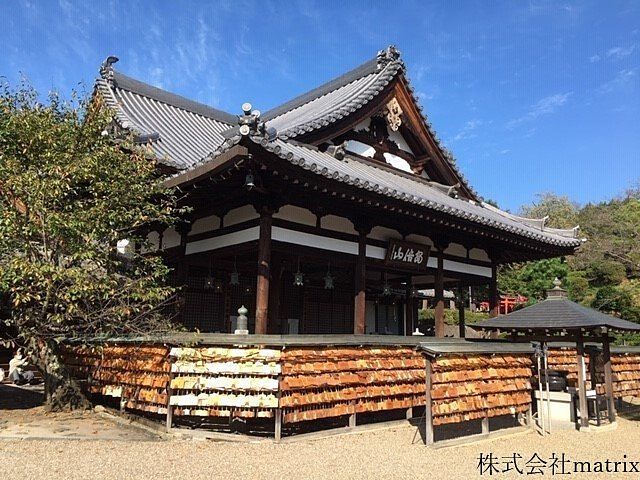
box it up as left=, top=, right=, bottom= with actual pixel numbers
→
left=576, top=334, right=590, bottom=430
left=255, top=208, right=273, bottom=334
left=163, top=144, right=249, bottom=188
left=434, top=249, right=445, bottom=338
left=602, top=335, right=617, bottom=423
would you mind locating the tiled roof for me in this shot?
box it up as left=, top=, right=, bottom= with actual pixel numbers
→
left=261, top=46, right=477, bottom=199
left=264, top=49, right=403, bottom=139
left=95, top=48, right=477, bottom=195
left=96, top=49, right=582, bottom=250
left=474, top=297, right=640, bottom=332
left=97, top=64, right=235, bottom=170
left=190, top=133, right=583, bottom=248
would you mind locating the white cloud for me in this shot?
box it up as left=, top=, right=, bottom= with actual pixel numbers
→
left=597, top=69, right=637, bottom=94
left=453, top=119, right=482, bottom=141
left=507, top=92, right=573, bottom=129
left=500, top=149, right=510, bottom=155
left=607, top=45, right=636, bottom=60
left=149, top=67, right=164, bottom=89
left=589, top=54, right=601, bottom=63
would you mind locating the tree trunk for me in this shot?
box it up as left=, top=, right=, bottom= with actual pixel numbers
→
left=32, top=339, right=90, bottom=411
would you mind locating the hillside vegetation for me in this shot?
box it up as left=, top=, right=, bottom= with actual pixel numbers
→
left=499, top=187, right=640, bottom=343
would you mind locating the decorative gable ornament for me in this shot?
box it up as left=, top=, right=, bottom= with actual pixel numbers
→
left=384, top=98, right=403, bottom=132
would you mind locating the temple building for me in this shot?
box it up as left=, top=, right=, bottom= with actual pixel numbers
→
left=96, top=46, right=582, bottom=337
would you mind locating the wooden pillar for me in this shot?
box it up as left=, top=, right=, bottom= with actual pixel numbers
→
left=405, top=276, right=413, bottom=336
left=353, top=228, right=368, bottom=335
left=255, top=208, right=273, bottom=334
left=267, top=254, right=283, bottom=334
left=457, top=284, right=466, bottom=338
left=482, top=413, right=490, bottom=435
left=602, top=335, right=617, bottom=423
left=165, top=371, right=174, bottom=432
left=587, top=349, right=598, bottom=390
left=349, top=403, right=357, bottom=428
left=275, top=372, right=282, bottom=442
left=175, top=221, right=191, bottom=324
left=576, top=333, right=590, bottom=429
left=425, top=358, right=434, bottom=446
left=434, top=249, right=445, bottom=338
left=489, top=262, right=499, bottom=317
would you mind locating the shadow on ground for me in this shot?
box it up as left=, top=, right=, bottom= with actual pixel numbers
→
left=0, top=383, right=43, bottom=410
left=618, top=399, right=640, bottom=421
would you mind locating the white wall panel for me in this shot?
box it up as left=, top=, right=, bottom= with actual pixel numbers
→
left=224, top=205, right=259, bottom=227
left=189, top=214, right=220, bottom=236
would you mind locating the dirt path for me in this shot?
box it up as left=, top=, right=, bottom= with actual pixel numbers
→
left=0, top=384, right=160, bottom=441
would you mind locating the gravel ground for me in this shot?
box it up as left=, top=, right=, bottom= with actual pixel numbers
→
left=1, top=413, right=640, bottom=480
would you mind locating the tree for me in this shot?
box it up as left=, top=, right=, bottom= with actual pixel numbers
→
left=498, top=193, right=577, bottom=301
left=499, top=258, right=568, bottom=301
left=0, top=83, right=180, bottom=410
left=520, top=192, right=579, bottom=229
left=499, top=186, right=640, bottom=345
left=573, top=197, right=640, bottom=279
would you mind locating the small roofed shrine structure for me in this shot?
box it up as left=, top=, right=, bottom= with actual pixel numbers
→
left=473, top=279, right=640, bottom=429
left=95, top=46, right=583, bottom=338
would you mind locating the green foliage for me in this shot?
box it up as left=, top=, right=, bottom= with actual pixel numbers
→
left=499, top=188, right=640, bottom=344
left=418, top=308, right=489, bottom=325
left=0, top=82, right=180, bottom=346
left=498, top=258, right=568, bottom=301
left=586, top=260, right=626, bottom=287
left=591, top=286, right=640, bottom=322
left=574, top=197, right=640, bottom=279
left=520, top=192, right=579, bottom=229
left=566, top=272, right=589, bottom=302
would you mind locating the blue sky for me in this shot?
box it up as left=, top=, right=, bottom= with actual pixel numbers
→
left=1, top=1, right=639, bottom=212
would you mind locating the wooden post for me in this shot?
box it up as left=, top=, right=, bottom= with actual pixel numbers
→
left=602, top=335, right=617, bottom=423
left=489, top=263, right=499, bottom=318
left=425, top=358, right=434, bottom=446
left=434, top=249, right=445, bottom=338
left=405, top=276, right=413, bottom=336
left=576, top=334, right=590, bottom=429
left=274, top=409, right=282, bottom=442
left=588, top=348, right=598, bottom=390
left=175, top=221, right=190, bottom=324
left=353, top=228, right=368, bottom=335
left=349, top=402, right=357, bottom=428
left=482, top=412, right=490, bottom=435
left=267, top=254, right=283, bottom=334
left=275, top=372, right=282, bottom=442
left=255, top=208, right=273, bottom=334
left=457, top=285, right=466, bottom=338
left=166, top=371, right=174, bottom=433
